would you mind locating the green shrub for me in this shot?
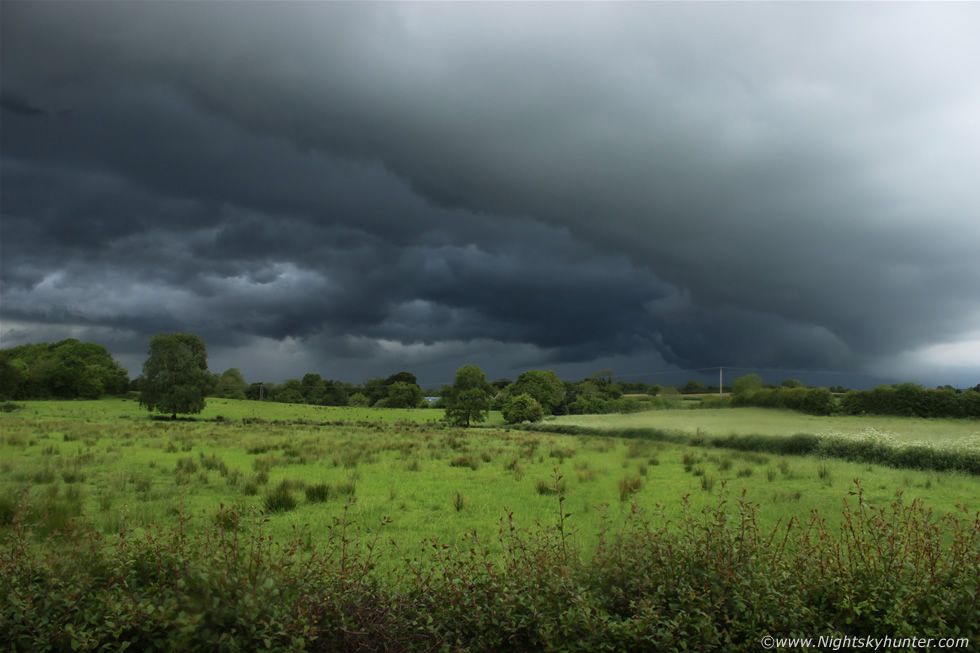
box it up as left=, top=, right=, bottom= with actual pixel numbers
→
left=263, top=484, right=297, bottom=513
left=305, top=483, right=331, bottom=504
left=501, top=393, right=544, bottom=424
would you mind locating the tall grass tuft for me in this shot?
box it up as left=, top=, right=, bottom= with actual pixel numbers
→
left=263, top=483, right=297, bottom=513
left=450, top=455, right=479, bottom=471
left=619, top=476, right=643, bottom=502
left=305, top=483, right=331, bottom=504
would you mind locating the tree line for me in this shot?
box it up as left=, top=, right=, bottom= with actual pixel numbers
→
left=0, top=339, right=129, bottom=400
left=730, top=374, right=980, bottom=418
left=3, top=336, right=978, bottom=422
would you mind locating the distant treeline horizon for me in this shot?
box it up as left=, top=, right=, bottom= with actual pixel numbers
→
left=2, top=339, right=978, bottom=420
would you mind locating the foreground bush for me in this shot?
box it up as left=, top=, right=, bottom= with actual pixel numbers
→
left=2, top=485, right=978, bottom=651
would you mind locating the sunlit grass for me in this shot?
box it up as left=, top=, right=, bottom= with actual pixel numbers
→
left=553, top=406, right=980, bottom=446
left=2, top=399, right=978, bottom=576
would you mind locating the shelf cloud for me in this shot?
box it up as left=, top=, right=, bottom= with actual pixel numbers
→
left=3, top=2, right=979, bottom=387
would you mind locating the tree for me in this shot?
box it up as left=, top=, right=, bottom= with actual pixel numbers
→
left=139, top=333, right=212, bottom=419
left=510, top=369, right=565, bottom=415
left=301, top=373, right=327, bottom=404
left=501, top=393, right=544, bottom=424
left=0, top=357, right=25, bottom=399
left=444, top=364, right=494, bottom=427
left=275, top=379, right=305, bottom=404
left=348, top=392, right=370, bottom=407
left=363, top=377, right=388, bottom=405
left=214, top=368, right=248, bottom=399
left=0, top=339, right=129, bottom=399
left=732, top=374, right=763, bottom=398
left=682, top=379, right=707, bottom=394
left=385, top=371, right=418, bottom=387
left=781, top=378, right=804, bottom=389
left=591, top=369, right=615, bottom=386
left=387, top=381, right=423, bottom=408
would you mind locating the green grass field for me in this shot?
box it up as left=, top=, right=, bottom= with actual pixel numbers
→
left=554, top=406, right=980, bottom=446
left=3, top=398, right=978, bottom=576
left=5, top=396, right=506, bottom=425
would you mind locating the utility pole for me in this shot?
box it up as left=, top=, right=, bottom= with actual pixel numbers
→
left=719, top=367, right=723, bottom=398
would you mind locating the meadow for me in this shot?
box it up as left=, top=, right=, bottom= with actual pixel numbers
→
left=3, top=398, right=978, bottom=557
left=2, top=398, right=979, bottom=650
left=555, top=406, right=980, bottom=447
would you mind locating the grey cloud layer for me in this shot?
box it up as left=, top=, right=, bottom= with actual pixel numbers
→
left=2, top=2, right=979, bottom=385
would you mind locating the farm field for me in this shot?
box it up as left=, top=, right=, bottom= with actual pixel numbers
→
left=555, top=406, right=980, bottom=446
left=2, top=399, right=978, bottom=572
left=6, top=396, right=503, bottom=426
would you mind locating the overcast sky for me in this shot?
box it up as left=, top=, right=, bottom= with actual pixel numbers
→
left=2, top=2, right=979, bottom=389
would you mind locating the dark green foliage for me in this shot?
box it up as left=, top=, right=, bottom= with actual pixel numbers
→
left=682, top=379, right=706, bottom=394
left=0, top=339, right=129, bottom=400
left=347, top=392, right=370, bottom=407
left=731, top=385, right=837, bottom=415
left=731, top=373, right=763, bottom=398
left=273, top=379, right=305, bottom=404
left=139, top=333, right=213, bottom=419
left=509, top=369, right=566, bottom=415
left=443, top=365, right=494, bottom=427
left=566, top=395, right=645, bottom=415
left=698, top=395, right=731, bottom=409
left=501, top=392, right=544, bottom=424
left=212, top=368, right=247, bottom=399
left=263, top=483, right=298, bottom=513
left=386, top=381, right=423, bottom=408
left=841, top=384, right=980, bottom=418
left=1, top=485, right=978, bottom=651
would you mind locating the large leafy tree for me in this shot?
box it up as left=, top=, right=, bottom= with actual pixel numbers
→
left=444, top=364, right=494, bottom=427
left=214, top=368, right=248, bottom=399
left=510, top=369, right=565, bottom=415
left=139, top=333, right=213, bottom=419
left=387, top=381, right=423, bottom=408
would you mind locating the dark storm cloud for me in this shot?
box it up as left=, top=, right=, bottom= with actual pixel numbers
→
left=0, top=92, right=49, bottom=117
left=2, top=2, right=979, bottom=386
